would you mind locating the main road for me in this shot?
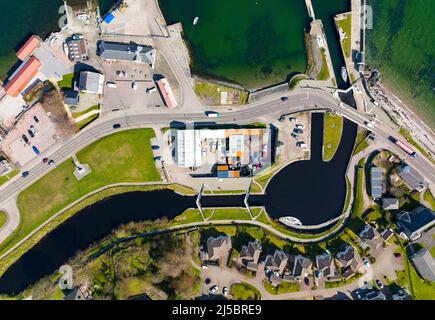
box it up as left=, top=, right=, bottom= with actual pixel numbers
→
left=1, top=89, right=434, bottom=206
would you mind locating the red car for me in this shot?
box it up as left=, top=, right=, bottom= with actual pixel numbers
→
left=42, top=157, right=49, bottom=164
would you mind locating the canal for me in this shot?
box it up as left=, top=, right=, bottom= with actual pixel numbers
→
left=0, top=113, right=357, bottom=295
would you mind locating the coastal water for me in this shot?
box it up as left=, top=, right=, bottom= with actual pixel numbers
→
left=366, top=0, right=435, bottom=128
left=311, top=0, right=350, bottom=89
left=0, top=113, right=358, bottom=295
left=158, top=0, right=310, bottom=89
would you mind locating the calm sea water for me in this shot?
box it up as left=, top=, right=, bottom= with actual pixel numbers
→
left=366, top=0, right=435, bottom=128
left=159, top=0, right=310, bottom=89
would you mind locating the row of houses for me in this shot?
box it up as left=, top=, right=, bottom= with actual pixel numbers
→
left=200, top=234, right=368, bottom=287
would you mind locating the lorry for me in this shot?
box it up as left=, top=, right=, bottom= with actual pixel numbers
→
left=389, top=136, right=417, bottom=157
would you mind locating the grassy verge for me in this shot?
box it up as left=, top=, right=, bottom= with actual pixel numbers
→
left=0, top=211, right=7, bottom=229
left=336, top=14, right=352, bottom=58
left=351, top=158, right=366, bottom=218
left=399, top=127, right=435, bottom=164
left=57, top=73, right=76, bottom=90
left=353, top=129, right=369, bottom=155
left=323, top=112, right=343, bottom=161
left=72, top=104, right=100, bottom=118
left=76, top=113, right=99, bottom=130
left=0, top=169, right=19, bottom=187
left=194, top=80, right=248, bottom=105
left=263, top=279, right=300, bottom=294
left=0, top=183, right=191, bottom=278
left=230, top=282, right=261, bottom=300
left=317, top=49, right=330, bottom=81
left=423, top=189, right=435, bottom=210
left=0, top=129, right=161, bottom=258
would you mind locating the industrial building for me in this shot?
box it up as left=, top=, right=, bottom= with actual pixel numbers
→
left=16, top=35, right=42, bottom=61
left=66, top=38, right=88, bottom=62
left=3, top=57, right=42, bottom=97
left=97, top=41, right=156, bottom=68
left=173, top=128, right=270, bottom=178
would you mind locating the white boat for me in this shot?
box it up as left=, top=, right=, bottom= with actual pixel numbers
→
left=63, top=43, right=69, bottom=56
left=193, top=17, right=199, bottom=26
left=341, top=66, right=348, bottom=83
left=279, top=217, right=302, bottom=226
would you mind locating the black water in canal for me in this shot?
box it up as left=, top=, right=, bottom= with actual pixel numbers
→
left=0, top=113, right=357, bottom=294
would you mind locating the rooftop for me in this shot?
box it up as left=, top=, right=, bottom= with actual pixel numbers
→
left=16, top=35, right=42, bottom=61
left=97, top=41, right=156, bottom=66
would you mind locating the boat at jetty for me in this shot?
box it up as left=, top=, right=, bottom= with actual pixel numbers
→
left=193, top=17, right=199, bottom=26
left=341, top=66, right=348, bottom=83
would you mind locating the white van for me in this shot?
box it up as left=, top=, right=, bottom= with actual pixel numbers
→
left=106, top=81, right=117, bottom=88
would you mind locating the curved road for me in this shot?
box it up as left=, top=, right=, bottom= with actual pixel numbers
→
left=0, top=89, right=434, bottom=244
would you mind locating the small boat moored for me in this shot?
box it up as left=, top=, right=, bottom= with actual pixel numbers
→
left=341, top=66, right=348, bottom=83
left=193, top=16, right=199, bottom=26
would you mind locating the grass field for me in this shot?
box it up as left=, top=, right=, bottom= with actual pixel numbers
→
left=317, top=49, right=330, bottom=81
left=336, top=14, right=352, bottom=58
left=194, top=80, right=248, bottom=105
left=423, top=189, right=435, bottom=210
left=57, top=73, right=76, bottom=90
left=0, top=129, right=160, bottom=256
left=230, top=282, right=261, bottom=300
left=353, top=129, right=369, bottom=155
left=323, top=112, right=343, bottom=161
left=0, top=211, right=7, bottom=229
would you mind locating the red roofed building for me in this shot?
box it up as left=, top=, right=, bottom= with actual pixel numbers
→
left=16, top=35, right=42, bottom=61
left=156, top=78, right=178, bottom=109
left=4, top=56, right=42, bottom=97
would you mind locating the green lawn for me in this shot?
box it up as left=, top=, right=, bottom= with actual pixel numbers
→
left=323, top=112, right=343, bottom=161
left=317, top=49, right=330, bottom=81
left=0, top=129, right=160, bottom=256
left=195, top=80, right=248, bottom=105
left=263, top=279, right=300, bottom=294
left=0, top=211, right=7, bottom=229
left=336, top=14, right=352, bottom=58
left=396, top=239, right=435, bottom=300
left=0, top=169, right=19, bottom=187
left=230, top=282, right=261, bottom=300
left=57, top=73, right=76, bottom=90
left=351, top=158, right=366, bottom=218
left=204, top=208, right=256, bottom=221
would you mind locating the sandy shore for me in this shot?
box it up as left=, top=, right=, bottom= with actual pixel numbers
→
left=371, top=82, right=435, bottom=157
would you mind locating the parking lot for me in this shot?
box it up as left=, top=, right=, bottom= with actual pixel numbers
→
left=101, top=61, right=164, bottom=112
left=276, top=112, right=311, bottom=162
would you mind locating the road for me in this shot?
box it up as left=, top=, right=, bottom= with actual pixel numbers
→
left=0, top=88, right=434, bottom=247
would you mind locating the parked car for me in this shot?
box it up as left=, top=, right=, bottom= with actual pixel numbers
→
left=291, top=133, right=298, bottom=139
left=293, top=128, right=303, bottom=134
left=222, top=287, right=228, bottom=295
left=151, top=145, right=160, bottom=150
left=112, top=123, right=121, bottom=129
left=154, top=156, right=162, bottom=161
left=131, top=81, right=138, bottom=90
left=42, top=157, right=49, bottom=164
left=48, top=160, right=55, bottom=166
left=363, top=258, right=370, bottom=266
left=209, top=286, right=218, bottom=294
left=146, top=87, right=157, bottom=95
left=106, top=81, right=117, bottom=88
left=28, top=129, right=35, bottom=138
left=22, top=135, right=30, bottom=144
left=204, top=278, right=211, bottom=285
left=280, top=96, right=289, bottom=102
left=295, top=124, right=305, bottom=129
left=376, top=279, right=384, bottom=289
left=21, top=171, right=30, bottom=178
left=289, top=117, right=298, bottom=122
